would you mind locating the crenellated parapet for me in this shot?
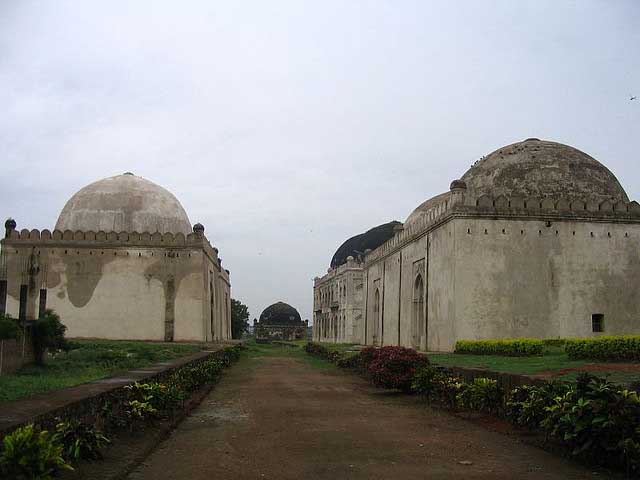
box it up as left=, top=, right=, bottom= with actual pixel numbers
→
left=314, top=255, right=364, bottom=287
left=365, top=183, right=640, bottom=264
left=461, top=194, right=640, bottom=217
left=4, top=227, right=227, bottom=266
left=3, top=228, right=208, bottom=246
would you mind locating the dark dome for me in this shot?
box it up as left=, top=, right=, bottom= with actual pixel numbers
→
left=460, top=139, right=628, bottom=202
left=330, top=220, right=401, bottom=269
left=259, top=302, right=302, bottom=326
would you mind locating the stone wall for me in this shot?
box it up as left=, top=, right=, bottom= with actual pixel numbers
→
left=0, top=228, right=231, bottom=342
left=313, top=257, right=364, bottom=344
left=361, top=190, right=640, bottom=352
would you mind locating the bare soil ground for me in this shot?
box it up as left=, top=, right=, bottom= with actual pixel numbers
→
left=127, top=354, right=612, bottom=480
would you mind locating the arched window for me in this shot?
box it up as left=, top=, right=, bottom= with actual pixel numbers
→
left=412, top=274, right=425, bottom=349
left=372, top=288, right=380, bottom=345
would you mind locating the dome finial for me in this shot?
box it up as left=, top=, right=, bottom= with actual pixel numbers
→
left=193, top=223, right=205, bottom=236
left=5, top=218, right=16, bottom=238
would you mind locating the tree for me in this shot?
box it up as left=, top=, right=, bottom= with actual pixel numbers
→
left=230, top=299, right=249, bottom=340
left=0, top=313, right=18, bottom=375
left=32, top=309, right=68, bottom=365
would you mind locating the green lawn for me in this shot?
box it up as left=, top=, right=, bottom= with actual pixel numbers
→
left=0, top=340, right=202, bottom=403
left=428, top=347, right=640, bottom=385
left=428, top=347, right=588, bottom=376
left=241, top=341, right=337, bottom=371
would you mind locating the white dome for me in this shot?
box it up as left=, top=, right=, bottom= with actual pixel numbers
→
left=55, top=173, right=192, bottom=234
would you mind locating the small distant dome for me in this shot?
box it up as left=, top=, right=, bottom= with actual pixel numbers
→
left=450, top=179, right=467, bottom=190
left=460, top=139, right=628, bottom=202
left=259, top=302, right=302, bottom=326
left=55, top=174, right=192, bottom=234
left=330, top=220, right=401, bottom=269
left=404, top=191, right=450, bottom=228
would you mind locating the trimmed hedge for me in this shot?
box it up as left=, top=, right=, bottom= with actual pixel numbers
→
left=564, top=336, right=640, bottom=361
left=454, top=339, right=543, bottom=356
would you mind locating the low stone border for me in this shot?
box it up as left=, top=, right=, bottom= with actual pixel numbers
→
left=0, top=347, right=224, bottom=439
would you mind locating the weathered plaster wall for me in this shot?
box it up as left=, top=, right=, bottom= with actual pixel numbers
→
left=398, top=235, right=427, bottom=349
left=426, top=222, right=456, bottom=351
left=313, top=259, right=363, bottom=343
left=451, top=218, right=640, bottom=348
left=381, top=251, right=400, bottom=346
left=364, top=261, right=383, bottom=345
left=1, top=232, right=231, bottom=342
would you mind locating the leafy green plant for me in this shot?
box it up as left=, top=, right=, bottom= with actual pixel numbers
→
left=541, top=373, right=640, bottom=469
left=125, top=399, right=158, bottom=420
left=0, top=313, right=18, bottom=375
left=506, top=382, right=569, bottom=428
left=456, top=377, right=502, bottom=413
left=126, top=381, right=182, bottom=413
left=0, top=424, right=72, bottom=479
left=32, top=310, right=69, bottom=365
left=455, top=339, right=544, bottom=356
left=54, top=420, right=110, bottom=461
left=411, top=364, right=448, bottom=399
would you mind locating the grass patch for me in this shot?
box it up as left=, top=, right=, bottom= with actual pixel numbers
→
left=0, top=340, right=201, bottom=403
left=429, top=347, right=640, bottom=385
left=429, top=348, right=589, bottom=376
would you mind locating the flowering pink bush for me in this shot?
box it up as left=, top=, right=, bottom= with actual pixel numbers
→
left=367, top=346, right=429, bottom=392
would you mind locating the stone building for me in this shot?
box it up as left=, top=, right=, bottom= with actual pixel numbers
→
left=0, top=173, right=231, bottom=342
left=313, top=221, right=399, bottom=343
left=314, top=139, right=640, bottom=351
left=255, top=301, right=308, bottom=342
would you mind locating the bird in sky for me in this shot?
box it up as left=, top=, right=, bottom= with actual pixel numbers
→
left=631, top=94, right=637, bottom=101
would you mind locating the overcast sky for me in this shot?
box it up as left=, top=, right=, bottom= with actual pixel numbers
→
left=1, top=1, right=639, bottom=323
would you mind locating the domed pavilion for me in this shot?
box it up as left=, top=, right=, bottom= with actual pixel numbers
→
left=314, top=138, right=640, bottom=351
left=254, top=302, right=308, bottom=342
left=0, top=173, right=231, bottom=342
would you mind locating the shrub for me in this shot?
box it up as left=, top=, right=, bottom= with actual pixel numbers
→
left=564, top=336, right=640, bottom=361
left=454, top=339, right=543, bottom=356
left=541, top=373, right=640, bottom=469
left=359, top=347, right=379, bottom=369
left=32, top=309, right=69, bottom=365
left=0, top=313, right=18, bottom=375
left=0, top=313, right=17, bottom=341
left=506, top=381, right=569, bottom=429
left=367, top=346, right=429, bottom=392
left=54, top=420, right=110, bottom=461
left=0, top=424, right=72, bottom=479
left=125, top=381, right=182, bottom=413
left=335, top=353, right=362, bottom=370
left=434, top=374, right=466, bottom=409
left=125, top=399, right=158, bottom=420
left=456, top=378, right=502, bottom=414
left=304, top=342, right=331, bottom=359
left=411, top=364, right=448, bottom=399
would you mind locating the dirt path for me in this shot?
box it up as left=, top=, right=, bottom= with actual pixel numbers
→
left=127, top=354, right=605, bottom=480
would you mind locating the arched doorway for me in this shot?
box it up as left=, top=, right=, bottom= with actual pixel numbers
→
left=372, top=288, right=380, bottom=345
left=412, top=274, right=425, bottom=349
